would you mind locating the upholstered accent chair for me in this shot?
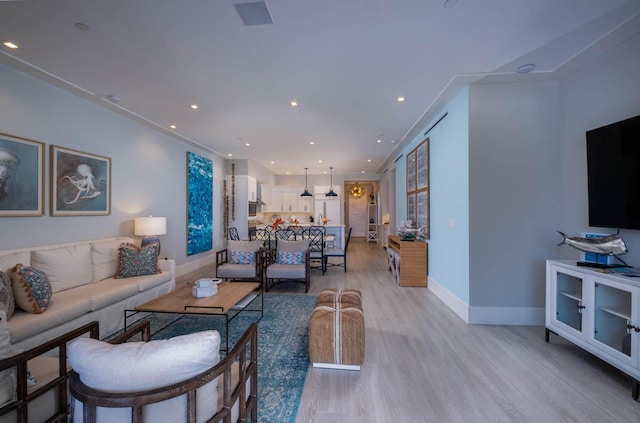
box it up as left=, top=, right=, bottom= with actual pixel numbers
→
left=68, top=320, right=258, bottom=423
left=265, top=239, right=311, bottom=292
left=215, top=240, right=263, bottom=283
left=324, top=227, right=353, bottom=272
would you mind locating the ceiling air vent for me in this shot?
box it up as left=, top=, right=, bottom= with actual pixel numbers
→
left=234, top=2, right=273, bottom=26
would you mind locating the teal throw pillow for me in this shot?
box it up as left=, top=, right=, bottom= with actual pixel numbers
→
left=116, top=243, right=160, bottom=278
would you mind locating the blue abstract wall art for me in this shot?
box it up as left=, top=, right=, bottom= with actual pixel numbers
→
left=187, top=152, right=213, bottom=255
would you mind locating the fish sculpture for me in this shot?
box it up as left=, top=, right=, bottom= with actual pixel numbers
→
left=557, top=231, right=629, bottom=256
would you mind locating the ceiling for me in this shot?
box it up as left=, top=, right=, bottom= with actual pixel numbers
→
left=1, top=0, right=639, bottom=176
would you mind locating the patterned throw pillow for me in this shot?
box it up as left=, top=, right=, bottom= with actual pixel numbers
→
left=229, top=250, right=255, bottom=264
left=116, top=243, right=160, bottom=279
left=278, top=251, right=304, bottom=265
left=0, top=271, right=15, bottom=320
left=11, top=264, right=52, bottom=314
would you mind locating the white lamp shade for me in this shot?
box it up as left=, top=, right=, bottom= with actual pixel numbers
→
left=134, top=216, right=167, bottom=236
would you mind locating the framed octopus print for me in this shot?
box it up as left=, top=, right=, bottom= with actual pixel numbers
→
left=0, top=133, right=45, bottom=217
left=50, top=145, right=111, bottom=216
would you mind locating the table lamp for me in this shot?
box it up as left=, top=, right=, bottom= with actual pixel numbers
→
left=134, top=216, right=166, bottom=255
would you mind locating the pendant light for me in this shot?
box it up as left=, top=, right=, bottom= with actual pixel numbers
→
left=300, top=168, right=312, bottom=197
left=326, top=167, right=338, bottom=197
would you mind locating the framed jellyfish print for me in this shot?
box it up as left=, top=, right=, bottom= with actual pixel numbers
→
left=0, top=133, right=45, bottom=217
left=50, top=145, right=111, bottom=216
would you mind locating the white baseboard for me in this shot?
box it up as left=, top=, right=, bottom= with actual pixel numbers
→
left=175, top=254, right=216, bottom=278
left=428, top=276, right=544, bottom=325
left=468, top=306, right=545, bottom=326
left=312, top=363, right=361, bottom=371
left=428, top=276, right=469, bottom=323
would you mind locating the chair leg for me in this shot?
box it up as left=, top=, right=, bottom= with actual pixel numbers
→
left=343, top=256, right=347, bottom=272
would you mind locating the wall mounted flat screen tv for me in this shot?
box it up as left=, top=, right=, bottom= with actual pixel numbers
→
left=586, top=114, right=640, bottom=230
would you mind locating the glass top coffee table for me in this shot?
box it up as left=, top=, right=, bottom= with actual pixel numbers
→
left=125, top=280, right=262, bottom=352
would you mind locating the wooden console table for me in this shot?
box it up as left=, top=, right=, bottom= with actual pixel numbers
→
left=387, top=235, right=428, bottom=287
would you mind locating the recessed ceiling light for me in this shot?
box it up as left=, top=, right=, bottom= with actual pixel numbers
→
left=517, top=63, right=536, bottom=74
left=227, top=153, right=233, bottom=157
left=169, top=124, right=177, bottom=129
left=318, top=160, right=323, bottom=163
left=189, top=104, right=199, bottom=110
left=2, top=41, right=19, bottom=49
left=245, top=143, right=250, bottom=147
left=367, top=159, right=372, bottom=162
left=323, top=171, right=327, bottom=174
left=397, top=96, right=406, bottom=103
left=362, top=170, right=365, bottom=173
left=309, top=141, right=315, bottom=145
left=376, top=139, right=382, bottom=143
left=289, top=100, right=298, bottom=107
left=390, top=140, right=396, bottom=144
left=286, top=171, right=290, bottom=175
left=270, top=161, right=275, bottom=164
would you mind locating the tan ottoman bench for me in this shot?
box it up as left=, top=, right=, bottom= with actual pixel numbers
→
left=309, top=288, right=365, bottom=370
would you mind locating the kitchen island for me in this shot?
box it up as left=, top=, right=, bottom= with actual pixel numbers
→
left=257, top=223, right=345, bottom=249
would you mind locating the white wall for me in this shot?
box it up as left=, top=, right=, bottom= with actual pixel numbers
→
left=0, top=63, right=226, bottom=272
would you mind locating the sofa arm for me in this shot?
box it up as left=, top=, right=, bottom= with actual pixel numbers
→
left=157, top=258, right=175, bottom=276
left=216, top=249, right=228, bottom=267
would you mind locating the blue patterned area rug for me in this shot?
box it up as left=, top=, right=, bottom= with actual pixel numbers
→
left=146, top=293, right=316, bottom=423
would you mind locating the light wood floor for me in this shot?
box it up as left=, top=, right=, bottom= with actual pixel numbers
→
left=180, top=238, right=640, bottom=422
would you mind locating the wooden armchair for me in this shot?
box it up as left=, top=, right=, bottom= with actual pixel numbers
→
left=69, top=321, right=258, bottom=423
left=215, top=240, right=264, bottom=284
left=265, top=239, right=311, bottom=292
left=0, top=320, right=100, bottom=423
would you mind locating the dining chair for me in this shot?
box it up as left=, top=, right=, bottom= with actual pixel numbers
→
left=228, top=227, right=240, bottom=240
left=302, top=227, right=325, bottom=274
left=274, top=228, right=296, bottom=242
left=249, top=227, right=271, bottom=249
left=324, top=227, right=352, bottom=272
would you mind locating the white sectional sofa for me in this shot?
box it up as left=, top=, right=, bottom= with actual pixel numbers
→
left=0, top=237, right=175, bottom=350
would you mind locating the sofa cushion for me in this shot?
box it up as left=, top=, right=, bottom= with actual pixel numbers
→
left=7, top=291, right=92, bottom=344
left=0, top=271, right=15, bottom=320
left=65, top=280, right=139, bottom=311
left=116, top=244, right=159, bottom=279
left=31, top=244, right=92, bottom=293
left=91, top=239, right=123, bottom=282
left=0, top=251, right=30, bottom=277
left=11, top=264, right=52, bottom=314
left=68, top=330, right=221, bottom=423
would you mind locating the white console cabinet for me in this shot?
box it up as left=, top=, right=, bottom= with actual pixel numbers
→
left=546, top=260, right=640, bottom=399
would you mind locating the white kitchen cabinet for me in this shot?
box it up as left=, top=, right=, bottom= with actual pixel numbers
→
left=261, top=185, right=311, bottom=212
left=247, top=176, right=257, bottom=202
left=546, top=260, right=640, bottom=399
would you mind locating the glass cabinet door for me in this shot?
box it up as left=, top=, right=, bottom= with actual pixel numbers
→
left=590, top=279, right=635, bottom=364
left=551, top=267, right=586, bottom=336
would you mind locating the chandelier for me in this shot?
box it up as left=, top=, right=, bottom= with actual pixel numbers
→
left=349, top=183, right=364, bottom=199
